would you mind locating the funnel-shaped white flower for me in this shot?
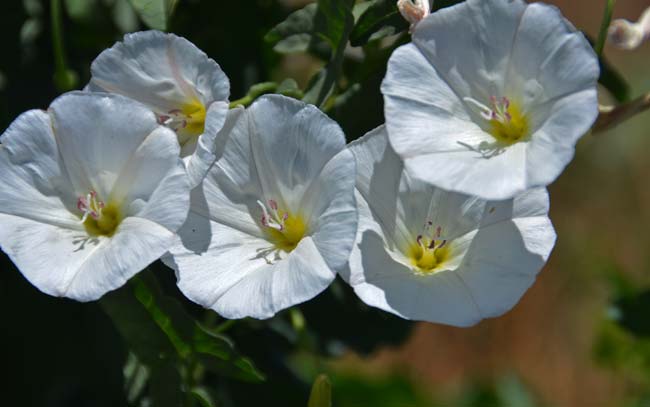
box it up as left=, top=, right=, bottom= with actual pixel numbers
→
left=167, top=95, right=358, bottom=319
left=382, top=0, right=599, bottom=200
left=89, top=30, right=230, bottom=187
left=0, top=92, right=190, bottom=301
left=343, top=126, right=555, bottom=326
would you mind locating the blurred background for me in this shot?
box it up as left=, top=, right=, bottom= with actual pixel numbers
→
left=1, top=0, right=649, bottom=406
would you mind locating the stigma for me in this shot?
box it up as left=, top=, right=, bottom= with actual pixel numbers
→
left=464, top=95, right=529, bottom=144
left=409, top=222, right=449, bottom=273
left=258, top=199, right=306, bottom=252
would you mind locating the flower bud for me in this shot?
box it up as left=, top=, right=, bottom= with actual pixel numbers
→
left=608, top=6, right=650, bottom=50
left=398, top=0, right=430, bottom=32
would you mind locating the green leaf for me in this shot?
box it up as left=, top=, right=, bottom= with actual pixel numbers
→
left=64, top=0, right=97, bottom=21
left=303, top=0, right=355, bottom=107
left=265, top=4, right=319, bottom=54
left=100, top=282, right=178, bottom=367
left=194, top=325, right=266, bottom=383
left=113, top=0, right=140, bottom=33
left=349, top=0, right=407, bottom=47
left=132, top=274, right=193, bottom=359
left=191, top=387, right=218, bottom=407
left=308, top=374, right=332, bottom=407
left=349, top=0, right=465, bottom=47
left=128, top=0, right=178, bottom=31
left=123, top=353, right=150, bottom=404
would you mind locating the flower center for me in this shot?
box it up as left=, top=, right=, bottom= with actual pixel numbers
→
left=77, top=191, right=121, bottom=237
left=258, top=199, right=306, bottom=252
left=158, top=98, right=207, bottom=142
left=408, top=222, right=449, bottom=273
left=464, top=96, right=529, bottom=144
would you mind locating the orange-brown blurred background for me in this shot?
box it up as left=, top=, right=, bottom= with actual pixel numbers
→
left=1, top=1, right=649, bottom=406
left=325, top=2, right=650, bottom=405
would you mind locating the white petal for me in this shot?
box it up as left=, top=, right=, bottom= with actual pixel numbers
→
left=382, top=0, right=598, bottom=200
left=344, top=127, right=555, bottom=325
left=215, top=236, right=335, bottom=319
left=300, top=149, right=358, bottom=273
left=508, top=3, right=599, bottom=106
left=525, top=88, right=598, bottom=187
left=0, top=214, right=176, bottom=301
left=457, top=216, right=556, bottom=319
left=247, top=95, right=347, bottom=207
left=49, top=92, right=161, bottom=199
left=349, top=228, right=482, bottom=327
left=172, top=213, right=335, bottom=319
left=89, top=30, right=229, bottom=112
left=412, top=0, right=527, bottom=97
left=185, top=103, right=240, bottom=187
left=0, top=109, right=79, bottom=228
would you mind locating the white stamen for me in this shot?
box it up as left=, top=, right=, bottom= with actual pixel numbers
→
left=464, top=96, right=512, bottom=124
left=257, top=200, right=285, bottom=231
left=77, top=191, right=104, bottom=223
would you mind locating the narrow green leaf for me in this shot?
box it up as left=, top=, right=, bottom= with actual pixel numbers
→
left=194, top=325, right=266, bottom=383
left=128, top=0, right=178, bottom=31
left=349, top=0, right=465, bottom=47
left=349, top=0, right=407, bottom=46
left=303, top=0, right=355, bottom=107
left=265, top=4, right=319, bottom=54
left=123, top=353, right=150, bottom=405
left=191, top=387, right=218, bottom=407
left=308, top=374, right=332, bottom=407
left=100, top=283, right=177, bottom=367
left=132, top=275, right=193, bottom=359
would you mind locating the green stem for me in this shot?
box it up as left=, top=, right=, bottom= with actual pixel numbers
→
left=50, top=0, right=77, bottom=90
left=51, top=0, right=66, bottom=74
left=595, top=0, right=617, bottom=57
left=229, top=82, right=278, bottom=108
left=213, top=318, right=237, bottom=334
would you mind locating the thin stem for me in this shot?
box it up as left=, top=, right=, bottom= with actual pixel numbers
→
left=50, top=0, right=66, bottom=74
left=593, top=92, right=650, bottom=134
left=595, top=0, right=617, bottom=57
left=229, top=82, right=278, bottom=108
left=213, top=318, right=237, bottom=334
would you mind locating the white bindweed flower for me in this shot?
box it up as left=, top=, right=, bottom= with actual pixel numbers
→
left=88, top=30, right=230, bottom=187
left=382, top=0, right=599, bottom=200
left=608, top=6, right=650, bottom=50
left=166, top=95, right=358, bottom=319
left=0, top=92, right=190, bottom=301
left=343, top=126, right=556, bottom=326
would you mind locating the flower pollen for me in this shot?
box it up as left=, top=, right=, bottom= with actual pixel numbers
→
left=78, top=191, right=121, bottom=237
left=258, top=200, right=306, bottom=252
left=408, top=221, right=449, bottom=273
left=464, top=96, right=529, bottom=144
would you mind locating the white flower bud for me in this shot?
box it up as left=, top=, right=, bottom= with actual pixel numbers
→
left=608, top=6, right=650, bottom=50
left=397, top=0, right=430, bottom=32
